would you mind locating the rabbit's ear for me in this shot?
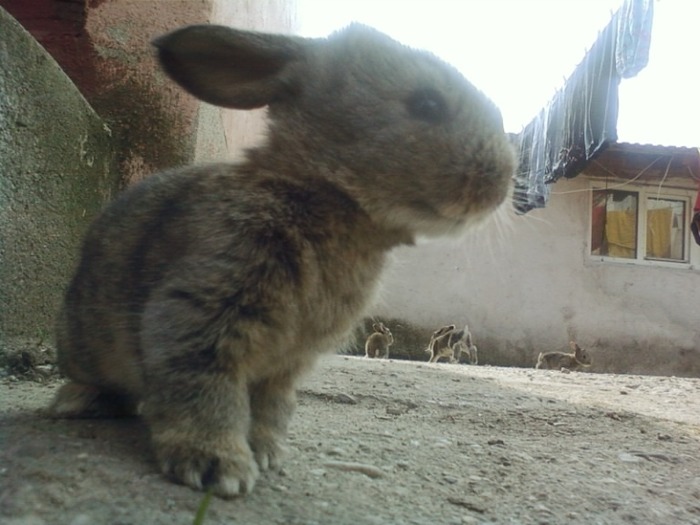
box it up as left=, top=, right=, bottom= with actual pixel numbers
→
left=153, top=25, right=304, bottom=109
left=372, top=323, right=381, bottom=332
left=569, top=341, right=579, bottom=351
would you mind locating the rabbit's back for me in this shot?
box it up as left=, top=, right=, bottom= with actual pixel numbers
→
left=536, top=352, right=577, bottom=370
left=365, top=333, right=390, bottom=358
left=58, top=165, right=391, bottom=395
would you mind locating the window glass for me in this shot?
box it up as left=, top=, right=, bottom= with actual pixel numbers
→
left=591, top=190, right=638, bottom=259
left=646, top=198, right=686, bottom=261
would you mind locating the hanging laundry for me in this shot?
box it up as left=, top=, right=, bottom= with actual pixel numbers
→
left=513, top=0, right=654, bottom=214
left=691, top=186, right=700, bottom=246
left=616, top=0, right=654, bottom=78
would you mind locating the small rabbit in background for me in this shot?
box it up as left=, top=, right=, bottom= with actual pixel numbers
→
left=426, top=324, right=456, bottom=362
left=427, top=324, right=478, bottom=364
left=535, top=341, right=592, bottom=371
left=49, top=23, right=515, bottom=497
left=365, top=322, right=393, bottom=359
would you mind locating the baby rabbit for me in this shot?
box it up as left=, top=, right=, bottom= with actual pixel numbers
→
left=364, top=322, right=393, bottom=359
left=426, top=324, right=478, bottom=364
left=426, top=324, right=456, bottom=362
left=50, top=23, right=515, bottom=498
left=535, top=341, right=592, bottom=371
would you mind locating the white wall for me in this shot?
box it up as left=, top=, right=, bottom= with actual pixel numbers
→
left=373, top=176, right=700, bottom=377
left=195, top=0, right=298, bottom=163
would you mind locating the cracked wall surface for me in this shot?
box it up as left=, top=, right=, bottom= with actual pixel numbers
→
left=0, top=5, right=118, bottom=339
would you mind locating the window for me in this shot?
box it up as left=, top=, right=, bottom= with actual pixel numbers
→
left=590, top=186, right=691, bottom=264
left=646, top=197, right=685, bottom=261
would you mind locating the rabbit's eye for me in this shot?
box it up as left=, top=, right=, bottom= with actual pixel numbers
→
left=405, top=88, right=448, bottom=123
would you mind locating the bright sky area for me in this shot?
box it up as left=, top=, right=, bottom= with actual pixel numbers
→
left=297, top=0, right=698, bottom=148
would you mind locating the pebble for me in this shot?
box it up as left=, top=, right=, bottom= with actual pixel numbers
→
left=618, top=452, right=643, bottom=463
left=323, top=460, right=385, bottom=479
left=333, top=393, right=358, bottom=405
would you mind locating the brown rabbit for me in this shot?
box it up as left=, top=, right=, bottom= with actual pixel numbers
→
left=426, top=324, right=478, bottom=364
left=364, top=322, right=393, bottom=359
left=50, top=23, right=515, bottom=497
left=535, top=341, right=592, bottom=371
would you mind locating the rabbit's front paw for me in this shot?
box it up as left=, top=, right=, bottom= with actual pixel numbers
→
left=250, top=431, right=287, bottom=472
left=156, top=438, right=259, bottom=497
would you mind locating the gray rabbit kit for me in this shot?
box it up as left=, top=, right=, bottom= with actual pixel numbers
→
left=365, top=322, right=393, bottom=359
left=426, top=324, right=478, bottom=364
left=50, top=23, right=515, bottom=497
left=535, top=342, right=592, bottom=371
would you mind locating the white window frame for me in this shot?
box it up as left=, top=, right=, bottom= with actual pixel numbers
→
left=588, top=181, right=695, bottom=269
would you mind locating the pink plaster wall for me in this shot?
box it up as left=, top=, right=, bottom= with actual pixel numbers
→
left=0, top=0, right=298, bottom=182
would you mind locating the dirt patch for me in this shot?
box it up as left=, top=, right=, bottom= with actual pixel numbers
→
left=1, top=355, right=700, bottom=525
left=0, top=339, right=58, bottom=384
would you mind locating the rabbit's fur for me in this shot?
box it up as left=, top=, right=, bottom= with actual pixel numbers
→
left=426, top=324, right=478, bottom=364
left=535, top=342, right=592, bottom=371
left=365, top=322, right=393, bottom=359
left=50, top=23, right=515, bottom=497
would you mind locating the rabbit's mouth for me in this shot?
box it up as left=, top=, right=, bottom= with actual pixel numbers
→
left=434, top=179, right=510, bottom=230
left=382, top=197, right=501, bottom=240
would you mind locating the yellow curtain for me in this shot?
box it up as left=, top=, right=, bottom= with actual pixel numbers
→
left=605, top=210, right=636, bottom=258
left=646, top=207, right=672, bottom=259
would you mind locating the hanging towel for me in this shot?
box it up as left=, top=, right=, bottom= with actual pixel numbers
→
left=691, top=187, right=700, bottom=245
left=616, top=0, right=654, bottom=78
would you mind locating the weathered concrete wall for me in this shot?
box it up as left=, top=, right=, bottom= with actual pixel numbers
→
left=0, top=6, right=118, bottom=339
left=373, top=176, right=700, bottom=377
left=0, top=1, right=298, bottom=343
left=1, top=0, right=215, bottom=185
left=0, top=0, right=298, bottom=180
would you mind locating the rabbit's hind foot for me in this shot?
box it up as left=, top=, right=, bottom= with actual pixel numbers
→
left=49, top=382, right=138, bottom=418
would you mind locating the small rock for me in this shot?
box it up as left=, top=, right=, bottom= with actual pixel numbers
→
left=333, top=393, right=358, bottom=405
left=618, top=452, right=643, bottom=463
left=487, top=439, right=505, bottom=446
left=446, top=497, right=486, bottom=513
left=323, top=461, right=385, bottom=479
